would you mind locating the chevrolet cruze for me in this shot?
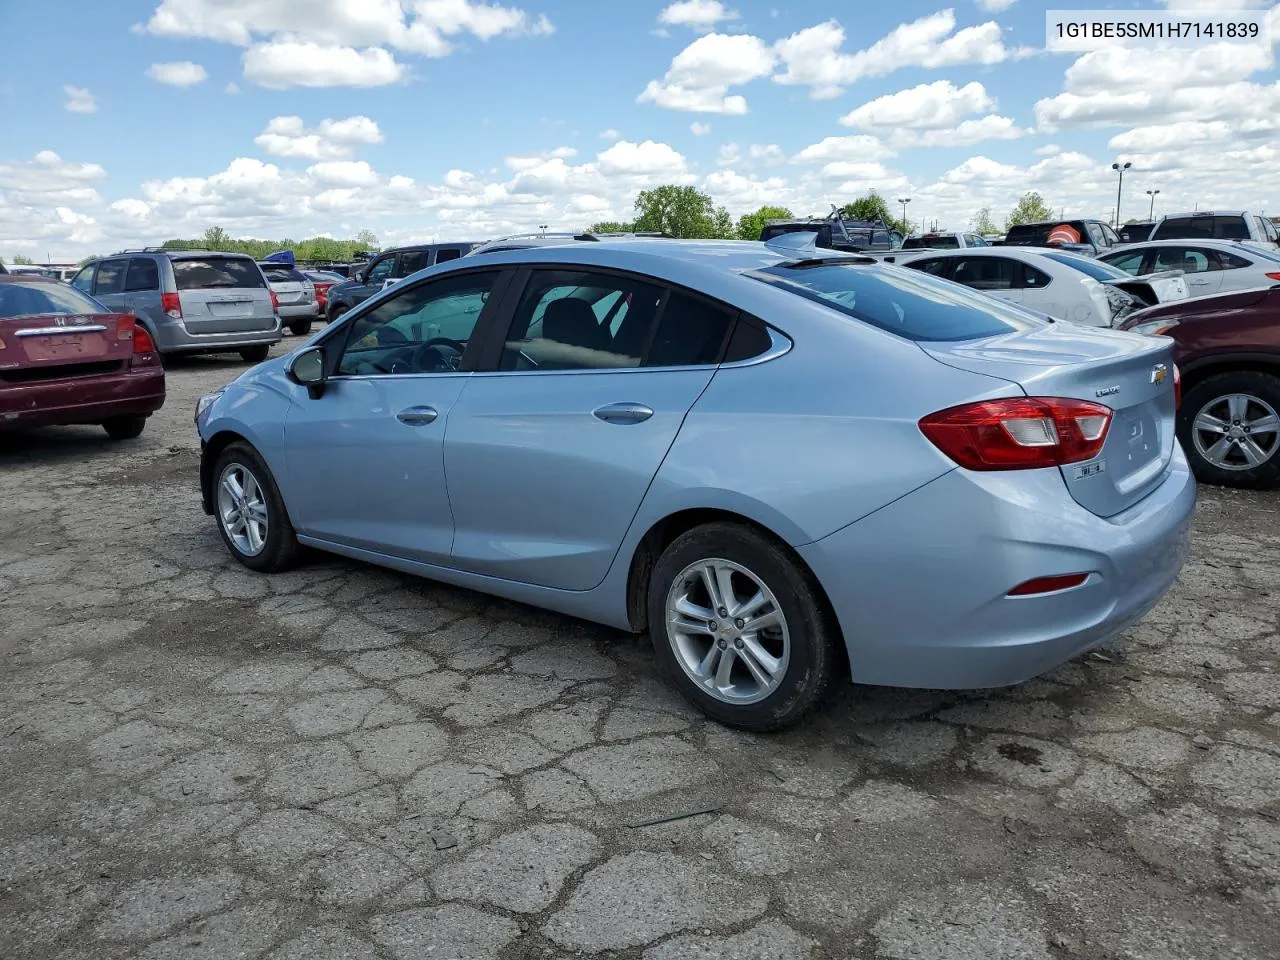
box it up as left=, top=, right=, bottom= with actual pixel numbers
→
left=196, top=237, right=1195, bottom=730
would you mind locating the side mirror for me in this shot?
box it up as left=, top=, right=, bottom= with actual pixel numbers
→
left=382, top=277, right=398, bottom=291
left=353, top=270, right=366, bottom=284
left=289, top=346, right=327, bottom=399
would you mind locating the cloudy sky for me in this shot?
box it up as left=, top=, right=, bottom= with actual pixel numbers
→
left=2, top=0, right=1278, bottom=260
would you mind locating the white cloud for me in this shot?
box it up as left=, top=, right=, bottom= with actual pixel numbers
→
left=840, top=80, right=994, bottom=130
left=224, top=81, right=240, bottom=94
left=254, top=115, right=384, bottom=159
left=0, top=150, right=107, bottom=204
left=792, top=135, right=895, bottom=163
left=638, top=31, right=776, bottom=113
left=599, top=128, right=620, bottom=140
left=597, top=140, right=691, bottom=179
left=63, top=86, right=96, bottom=114
left=504, top=146, right=578, bottom=171
left=976, top=0, right=1017, bottom=11
left=138, top=0, right=556, bottom=88
left=307, top=160, right=378, bottom=186
left=899, top=115, right=1030, bottom=148
left=773, top=11, right=1019, bottom=100
left=658, top=1, right=739, bottom=31
left=690, top=121, right=711, bottom=135
left=146, top=61, right=208, bottom=86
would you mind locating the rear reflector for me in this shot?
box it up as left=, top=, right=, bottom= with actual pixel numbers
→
left=919, top=397, right=1113, bottom=470
left=161, top=292, right=182, bottom=320
left=1008, top=573, right=1090, bottom=596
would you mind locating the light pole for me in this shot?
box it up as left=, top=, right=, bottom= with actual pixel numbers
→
left=1146, top=189, right=1160, bottom=220
left=538, top=224, right=548, bottom=237
left=1112, top=161, right=1131, bottom=227
left=897, top=197, right=911, bottom=232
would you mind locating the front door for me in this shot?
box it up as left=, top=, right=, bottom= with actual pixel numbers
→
left=445, top=269, right=739, bottom=591
left=91, top=258, right=130, bottom=311
left=284, top=268, right=504, bottom=564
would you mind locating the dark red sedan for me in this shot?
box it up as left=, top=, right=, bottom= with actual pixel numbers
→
left=0, top=275, right=165, bottom=439
left=1121, top=284, right=1280, bottom=488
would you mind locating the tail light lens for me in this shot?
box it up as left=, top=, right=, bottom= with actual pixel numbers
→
left=919, top=397, right=1113, bottom=471
left=161, top=292, right=182, bottom=320
left=270, top=290, right=280, bottom=312
left=1173, top=364, right=1181, bottom=409
left=132, top=324, right=157, bottom=362
left=1265, top=272, right=1280, bottom=282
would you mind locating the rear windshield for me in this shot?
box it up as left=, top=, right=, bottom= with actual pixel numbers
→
left=0, top=281, right=106, bottom=318
left=750, top=262, right=1038, bottom=342
left=1154, top=216, right=1249, bottom=240
left=1040, top=252, right=1131, bottom=281
left=172, top=257, right=266, bottom=290
left=1004, top=223, right=1087, bottom=246
left=903, top=235, right=959, bottom=249
left=260, top=265, right=309, bottom=283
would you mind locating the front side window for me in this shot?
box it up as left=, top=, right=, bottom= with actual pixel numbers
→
left=500, top=270, right=663, bottom=371
left=94, top=259, right=128, bottom=295
left=365, top=257, right=395, bottom=285
left=337, top=271, right=498, bottom=377
left=0, top=281, right=106, bottom=318
left=71, top=264, right=95, bottom=293
left=125, top=258, right=160, bottom=292
left=1099, top=223, right=1120, bottom=246
left=397, top=250, right=430, bottom=275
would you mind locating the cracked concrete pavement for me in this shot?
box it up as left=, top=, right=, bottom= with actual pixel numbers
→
left=1, top=351, right=1278, bottom=960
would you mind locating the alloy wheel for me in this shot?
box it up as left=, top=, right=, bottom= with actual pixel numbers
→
left=1191, top=393, right=1280, bottom=471
left=217, top=462, right=269, bottom=556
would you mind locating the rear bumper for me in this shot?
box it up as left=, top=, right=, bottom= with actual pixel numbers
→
left=277, top=303, right=319, bottom=320
left=153, top=317, right=282, bottom=354
left=0, top=367, right=165, bottom=430
left=798, top=449, right=1196, bottom=689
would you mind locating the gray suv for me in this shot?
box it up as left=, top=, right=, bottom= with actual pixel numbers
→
left=71, top=249, right=282, bottom=362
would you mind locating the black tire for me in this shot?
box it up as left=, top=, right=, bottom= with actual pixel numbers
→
left=239, top=345, right=270, bottom=363
left=1178, top=370, right=1280, bottom=489
left=646, top=522, right=837, bottom=732
left=288, top=320, right=313, bottom=337
left=328, top=304, right=349, bottom=325
left=211, top=442, right=302, bottom=572
left=102, top=415, right=147, bottom=440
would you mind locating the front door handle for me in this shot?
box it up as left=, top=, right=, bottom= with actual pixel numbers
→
left=593, top=401, right=654, bottom=425
left=397, top=406, right=439, bottom=425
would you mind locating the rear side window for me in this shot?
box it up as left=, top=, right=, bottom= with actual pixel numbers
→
left=645, top=292, right=735, bottom=367
left=1218, top=251, right=1252, bottom=269
left=950, top=257, right=1016, bottom=290
left=398, top=250, right=430, bottom=274
left=907, top=258, right=951, bottom=277
left=125, top=258, right=160, bottom=292
left=723, top=319, right=773, bottom=362
left=436, top=248, right=462, bottom=263
left=172, top=257, right=266, bottom=290
left=94, top=259, right=128, bottom=294
left=0, top=281, right=105, bottom=318
left=750, top=263, right=1035, bottom=342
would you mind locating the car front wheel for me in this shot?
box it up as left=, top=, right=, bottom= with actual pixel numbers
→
left=212, top=442, right=302, bottom=572
left=1179, top=370, right=1280, bottom=489
left=647, top=522, right=837, bottom=731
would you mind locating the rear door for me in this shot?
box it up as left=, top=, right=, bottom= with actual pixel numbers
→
left=91, top=258, right=130, bottom=312
left=1151, top=246, right=1222, bottom=296
left=445, top=268, right=738, bottom=590
left=171, top=256, right=275, bottom=334
left=0, top=280, right=135, bottom=376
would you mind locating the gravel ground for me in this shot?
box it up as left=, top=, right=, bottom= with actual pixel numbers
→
left=1, top=349, right=1278, bottom=960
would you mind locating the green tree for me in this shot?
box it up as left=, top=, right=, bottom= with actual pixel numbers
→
left=839, top=191, right=910, bottom=235
left=1006, top=192, right=1055, bottom=229
left=199, top=226, right=233, bottom=250
left=736, top=205, right=794, bottom=241
left=354, top=228, right=379, bottom=250
left=588, top=220, right=636, bottom=234
left=12, top=254, right=35, bottom=265
left=633, top=185, right=735, bottom=239
left=970, top=207, right=999, bottom=235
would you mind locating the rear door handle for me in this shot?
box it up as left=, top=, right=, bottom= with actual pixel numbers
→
left=593, top=402, right=654, bottom=425
left=396, top=406, right=439, bottom=425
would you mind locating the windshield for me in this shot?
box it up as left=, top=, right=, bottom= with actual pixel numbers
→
left=903, top=236, right=959, bottom=249
left=750, top=262, right=1042, bottom=342
left=172, top=257, right=266, bottom=290
left=1040, top=252, right=1131, bottom=281
left=0, top=280, right=107, bottom=318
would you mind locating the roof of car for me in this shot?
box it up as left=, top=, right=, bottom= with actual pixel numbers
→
left=0, top=273, right=59, bottom=284
left=1103, top=238, right=1260, bottom=249
left=1158, top=210, right=1248, bottom=219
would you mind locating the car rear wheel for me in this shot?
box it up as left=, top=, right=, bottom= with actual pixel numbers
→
left=328, top=304, right=348, bottom=325
left=239, top=345, right=270, bottom=363
left=647, top=522, right=837, bottom=731
left=288, top=320, right=312, bottom=337
left=103, top=415, right=147, bottom=440
left=212, top=442, right=302, bottom=572
left=1179, top=370, right=1280, bottom=489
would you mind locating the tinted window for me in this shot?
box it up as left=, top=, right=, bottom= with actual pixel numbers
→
left=0, top=281, right=106, bottom=318
left=1021, top=263, right=1051, bottom=288
left=1041, top=252, right=1131, bottom=280
left=337, top=271, right=497, bottom=376
left=1153, top=247, right=1210, bottom=274
left=70, top=264, right=95, bottom=293
left=500, top=270, right=663, bottom=371
left=1100, top=223, right=1120, bottom=246
left=1218, top=250, right=1252, bottom=269
left=1103, top=250, right=1146, bottom=275
left=950, top=257, right=1016, bottom=290
left=261, top=265, right=309, bottom=283
left=397, top=250, right=430, bottom=275
left=751, top=263, right=1036, bottom=342
left=435, top=248, right=462, bottom=263
left=1156, top=216, right=1249, bottom=241
left=365, top=257, right=395, bottom=284
left=908, top=258, right=951, bottom=277
left=125, top=258, right=160, bottom=292
left=646, top=292, right=735, bottom=367
left=172, top=257, right=266, bottom=290
left=903, top=236, right=959, bottom=249
left=723, top=319, right=773, bottom=362
left=94, top=259, right=128, bottom=294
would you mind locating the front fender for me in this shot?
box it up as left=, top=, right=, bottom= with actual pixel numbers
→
left=198, top=375, right=296, bottom=514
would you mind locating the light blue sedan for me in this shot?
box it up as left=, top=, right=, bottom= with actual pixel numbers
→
left=196, top=237, right=1195, bottom=730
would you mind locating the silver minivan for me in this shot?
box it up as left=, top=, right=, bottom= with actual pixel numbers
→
left=71, top=250, right=282, bottom=361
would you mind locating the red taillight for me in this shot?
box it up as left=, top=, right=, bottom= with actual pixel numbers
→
left=270, top=290, right=280, bottom=312
left=1265, top=272, right=1280, bottom=282
left=132, top=324, right=157, bottom=359
left=1008, top=573, right=1090, bottom=596
left=919, top=397, right=1113, bottom=471
left=1173, top=364, right=1181, bottom=409
left=161, top=292, right=182, bottom=319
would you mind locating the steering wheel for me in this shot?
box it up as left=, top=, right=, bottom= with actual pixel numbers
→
left=412, top=337, right=467, bottom=372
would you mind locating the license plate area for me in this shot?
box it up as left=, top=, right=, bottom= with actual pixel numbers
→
left=23, top=332, right=107, bottom=363
left=208, top=300, right=254, bottom=318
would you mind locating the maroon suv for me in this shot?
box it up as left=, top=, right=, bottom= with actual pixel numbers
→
left=0, top=275, right=165, bottom=438
left=1120, top=284, right=1280, bottom=488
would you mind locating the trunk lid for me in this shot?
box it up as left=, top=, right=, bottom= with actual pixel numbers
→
left=0, top=312, right=135, bottom=377
left=921, top=321, right=1178, bottom=517
left=172, top=256, right=276, bottom=334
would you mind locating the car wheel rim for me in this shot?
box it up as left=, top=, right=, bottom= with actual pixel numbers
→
left=217, top=462, right=269, bottom=556
left=664, top=558, right=791, bottom=706
left=1192, top=393, right=1280, bottom=471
